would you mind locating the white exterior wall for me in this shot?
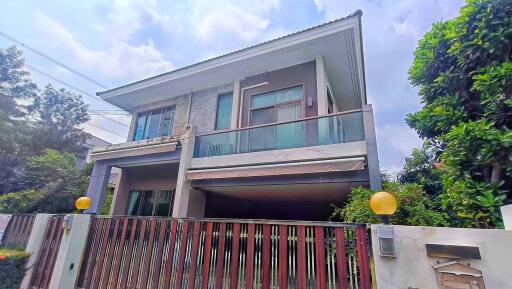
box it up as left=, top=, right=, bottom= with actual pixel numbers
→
left=371, top=225, right=512, bottom=289
left=501, top=204, right=512, bottom=230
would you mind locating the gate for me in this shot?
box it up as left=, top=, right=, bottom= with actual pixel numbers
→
left=76, top=216, right=371, bottom=289
left=29, top=215, right=65, bottom=289
left=1, top=214, right=35, bottom=248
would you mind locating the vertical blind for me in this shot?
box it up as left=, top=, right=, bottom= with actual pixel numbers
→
left=215, top=92, right=233, bottom=130
left=249, top=86, right=304, bottom=150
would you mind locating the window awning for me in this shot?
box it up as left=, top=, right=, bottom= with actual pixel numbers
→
left=186, top=157, right=365, bottom=180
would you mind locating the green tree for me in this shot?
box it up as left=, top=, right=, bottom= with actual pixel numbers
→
left=398, top=144, right=443, bottom=196
left=0, top=149, right=89, bottom=213
left=29, top=84, right=90, bottom=157
left=331, top=182, right=449, bottom=226
left=0, top=46, right=37, bottom=194
left=407, top=0, right=512, bottom=228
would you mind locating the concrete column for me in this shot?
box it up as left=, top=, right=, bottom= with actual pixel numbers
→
left=231, top=79, right=241, bottom=129
left=126, top=113, right=136, bottom=141
left=20, top=214, right=53, bottom=289
left=48, top=214, right=91, bottom=289
left=316, top=56, right=328, bottom=115
left=172, top=129, right=197, bottom=217
left=362, top=104, right=382, bottom=190
left=85, top=161, right=112, bottom=214
left=501, top=204, right=512, bottom=230
left=110, top=168, right=130, bottom=215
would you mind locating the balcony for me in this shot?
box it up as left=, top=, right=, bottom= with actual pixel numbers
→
left=193, top=110, right=364, bottom=158
left=90, top=134, right=182, bottom=161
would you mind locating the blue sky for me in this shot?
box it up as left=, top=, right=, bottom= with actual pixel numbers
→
left=0, top=0, right=466, bottom=172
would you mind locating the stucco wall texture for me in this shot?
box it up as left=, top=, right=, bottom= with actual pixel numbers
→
left=371, top=225, right=512, bottom=289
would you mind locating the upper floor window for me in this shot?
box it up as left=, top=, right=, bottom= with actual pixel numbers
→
left=215, top=92, right=233, bottom=130
left=133, top=106, right=176, bottom=141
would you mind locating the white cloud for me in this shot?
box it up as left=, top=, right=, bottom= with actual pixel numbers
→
left=194, top=6, right=269, bottom=43
left=35, top=13, right=173, bottom=81
left=98, top=0, right=176, bottom=42
left=377, top=124, right=423, bottom=156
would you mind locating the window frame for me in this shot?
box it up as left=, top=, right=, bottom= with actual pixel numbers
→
left=132, top=105, right=176, bottom=141
left=248, top=84, right=305, bottom=127
left=126, top=189, right=176, bottom=217
left=214, top=92, right=234, bottom=131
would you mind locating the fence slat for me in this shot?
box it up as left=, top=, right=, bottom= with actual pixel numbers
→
left=229, top=223, right=241, bottom=289
left=40, top=217, right=64, bottom=289
left=261, top=224, right=271, bottom=289
left=187, top=222, right=201, bottom=289
left=279, top=225, right=288, bottom=289
left=315, top=227, right=326, bottom=289
left=175, top=221, right=190, bottom=289
left=214, top=223, right=227, bottom=289
left=163, top=220, right=178, bottom=289
left=201, top=222, right=214, bottom=289
left=76, top=217, right=370, bottom=289
left=296, top=226, right=307, bottom=289
left=245, top=223, right=256, bottom=289
left=140, top=219, right=158, bottom=288
left=117, top=219, right=138, bottom=288
left=335, top=228, right=348, bottom=289
left=109, top=218, right=129, bottom=289
left=101, top=219, right=120, bottom=289
left=356, top=227, right=371, bottom=289
left=91, top=218, right=112, bottom=289
left=152, top=220, right=169, bottom=289
left=31, top=216, right=58, bottom=287
left=129, top=219, right=147, bottom=289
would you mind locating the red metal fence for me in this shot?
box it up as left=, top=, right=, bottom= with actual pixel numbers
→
left=29, top=215, right=65, bottom=289
left=1, top=214, right=35, bottom=249
left=77, top=216, right=371, bottom=289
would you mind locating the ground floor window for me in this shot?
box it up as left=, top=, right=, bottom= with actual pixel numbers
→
left=126, top=189, right=175, bottom=216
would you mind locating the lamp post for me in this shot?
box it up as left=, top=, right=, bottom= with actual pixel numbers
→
left=370, top=191, right=398, bottom=257
left=369, top=191, right=397, bottom=224
left=75, top=196, right=92, bottom=213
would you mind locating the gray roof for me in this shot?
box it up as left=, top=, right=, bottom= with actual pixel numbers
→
left=97, top=10, right=363, bottom=96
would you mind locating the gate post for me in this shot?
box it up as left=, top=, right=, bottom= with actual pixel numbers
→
left=48, top=214, right=91, bottom=289
left=20, top=213, right=53, bottom=289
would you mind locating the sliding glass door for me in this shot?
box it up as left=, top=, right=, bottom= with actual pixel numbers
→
left=248, top=85, right=304, bottom=151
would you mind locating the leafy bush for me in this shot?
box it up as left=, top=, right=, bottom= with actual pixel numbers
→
left=332, top=182, right=450, bottom=226
left=0, top=189, right=43, bottom=213
left=0, top=249, right=30, bottom=289
left=0, top=149, right=90, bottom=214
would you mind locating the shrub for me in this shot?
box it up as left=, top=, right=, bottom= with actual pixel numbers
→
left=331, top=182, right=450, bottom=226
left=0, top=249, right=30, bottom=289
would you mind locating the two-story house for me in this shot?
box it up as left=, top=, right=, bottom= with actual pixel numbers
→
left=85, top=10, right=381, bottom=221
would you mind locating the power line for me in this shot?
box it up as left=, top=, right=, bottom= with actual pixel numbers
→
left=26, top=64, right=130, bottom=128
left=0, top=32, right=131, bottom=136
left=0, top=31, right=109, bottom=89
left=83, top=122, right=127, bottom=139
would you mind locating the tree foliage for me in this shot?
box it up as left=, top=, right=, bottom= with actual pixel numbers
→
left=331, top=182, right=449, bottom=227
left=0, top=46, right=37, bottom=194
left=398, top=144, right=443, bottom=196
left=29, top=84, right=89, bottom=156
left=0, top=149, right=90, bottom=214
left=407, top=0, right=512, bottom=228
left=0, top=46, right=91, bottom=214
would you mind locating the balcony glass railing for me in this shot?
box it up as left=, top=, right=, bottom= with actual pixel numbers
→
left=193, top=110, right=364, bottom=158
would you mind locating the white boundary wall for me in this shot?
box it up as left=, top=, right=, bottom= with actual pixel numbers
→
left=370, top=225, right=512, bottom=289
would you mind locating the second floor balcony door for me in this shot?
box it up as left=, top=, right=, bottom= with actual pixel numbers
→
left=249, top=85, right=304, bottom=151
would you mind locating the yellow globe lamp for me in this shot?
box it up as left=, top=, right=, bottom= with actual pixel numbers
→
left=75, top=196, right=92, bottom=211
left=370, top=191, right=397, bottom=224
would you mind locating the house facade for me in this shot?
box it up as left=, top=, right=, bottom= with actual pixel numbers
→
left=85, top=10, right=381, bottom=221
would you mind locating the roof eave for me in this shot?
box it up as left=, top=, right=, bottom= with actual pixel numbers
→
left=97, top=10, right=363, bottom=101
